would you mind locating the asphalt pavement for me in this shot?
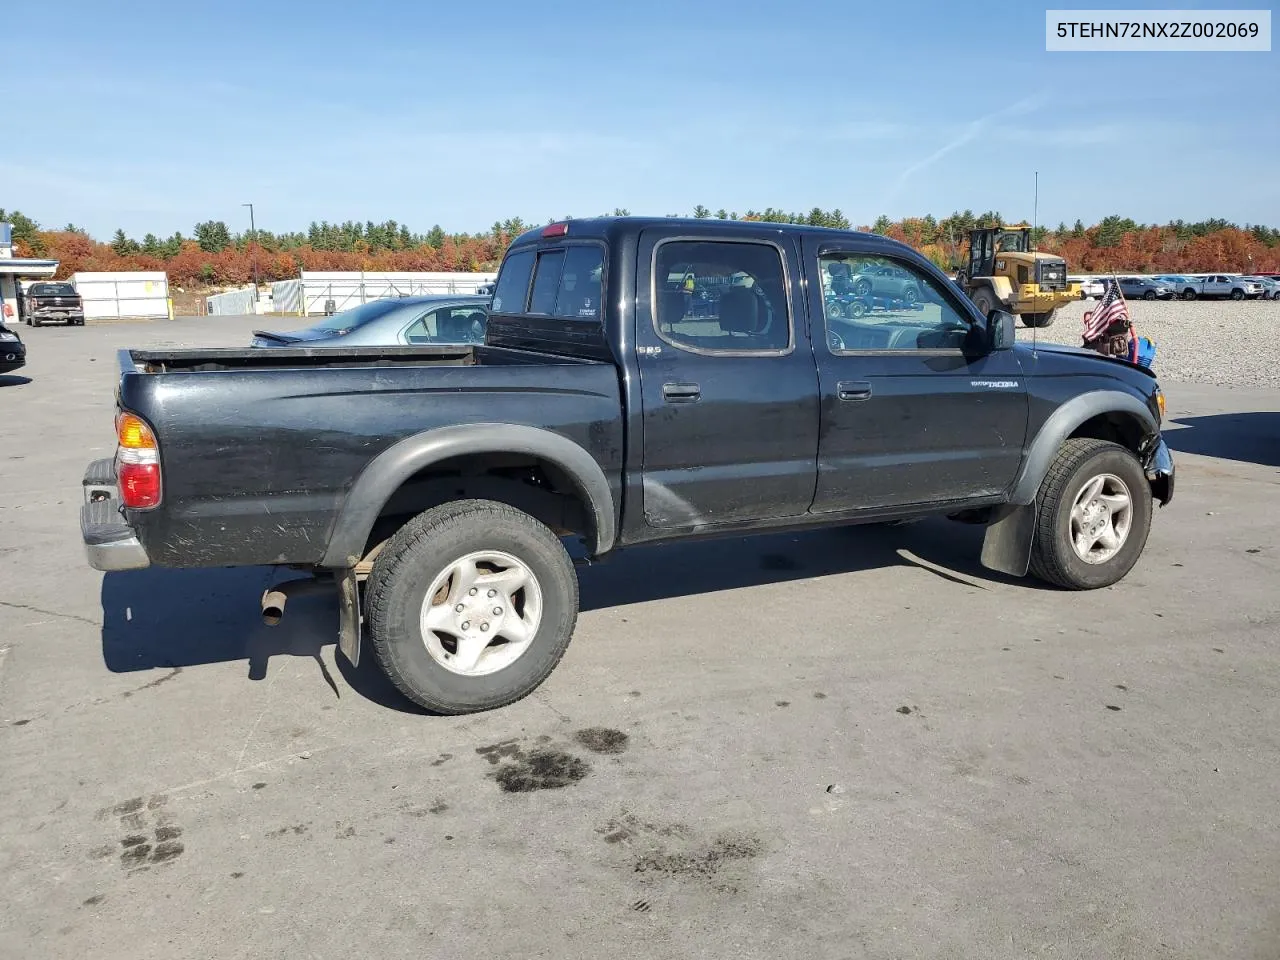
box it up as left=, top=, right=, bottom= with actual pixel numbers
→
left=1, top=315, right=1278, bottom=959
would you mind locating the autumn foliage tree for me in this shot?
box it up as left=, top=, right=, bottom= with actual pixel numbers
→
left=3, top=206, right=1278, bottom=288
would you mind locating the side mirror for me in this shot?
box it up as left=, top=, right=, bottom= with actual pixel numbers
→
left=987, top=309, right=1016, bottom=351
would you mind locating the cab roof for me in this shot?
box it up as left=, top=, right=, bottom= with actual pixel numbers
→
left=512, top=216, right=886, bottom=248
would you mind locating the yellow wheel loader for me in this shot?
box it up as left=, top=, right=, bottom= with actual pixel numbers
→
left=954, top=224, right=1080, bottom=328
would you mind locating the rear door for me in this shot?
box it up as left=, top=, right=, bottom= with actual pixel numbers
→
left=634, top=229, right=819, bottom=527
left=804, top=237, right=1029, bottom=512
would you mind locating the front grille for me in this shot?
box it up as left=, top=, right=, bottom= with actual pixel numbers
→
left=1036, top=260, right=1067, bottom=291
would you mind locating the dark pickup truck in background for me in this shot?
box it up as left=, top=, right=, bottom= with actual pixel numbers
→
left=81, top=217, right=1174, bottom=714
left=23, top=281, right=85, bottom=326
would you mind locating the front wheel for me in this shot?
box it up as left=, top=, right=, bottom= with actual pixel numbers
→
left=1022, top=310, right=1056, bottom=328
left=1029, top=438, right=1152, bottom=590
left=1231, top=289, right=1245, bottom=300
left=1182, top=290, right=1196, bottom=300
left=364, top=499, right=579, bottom=714
left=1143, top=291, right=1157, bottom=300
left=970, top=287, right=997, bottom=318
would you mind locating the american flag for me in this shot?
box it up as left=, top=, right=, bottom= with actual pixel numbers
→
left=1083, top=277, right=1129, bottom=341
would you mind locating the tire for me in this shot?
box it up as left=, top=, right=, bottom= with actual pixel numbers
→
left=1231, top=289, right=1245, bottom=300
left=31, top=318, right=41, bottom=328
left=848, top=299, right=869, bottom=318
left=1182, top=289, right=1196, bottom=300
left=1143, top=291, right=1156, bottom=300
left=901, top=284, right=920, bottom=305
left=853, top=279, right=872, bottom=297
left=364, top=499, right=579, bottom=714
left=1028, top=438, right=1152, bottom=590
left=970, top=287, right=997, bottom=318
left=1022, top=310, right=1056, bottom=328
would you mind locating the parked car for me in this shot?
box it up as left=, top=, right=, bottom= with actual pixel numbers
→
left=1116, top=277, right=1175, bottom=300
left=1196, top=274, right=1264, bottom=300
left=1242, top=276, right=1280, bottom=300
left=0, top=322, right=26, bottom=373
left=22, top=281, right=84, bottom=326
left=1153, top=275, right=1204, bottom=300
left=1071, top=277, right=1105, bottom=299
left=81, top=216, right=1173, bottom=715
left=250, top=295, right=489, bottom=348
left=847, top=262, right=922, bottom=303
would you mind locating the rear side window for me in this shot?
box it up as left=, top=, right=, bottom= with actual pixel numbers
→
left=653, top=240, right=791, bottom=353
left=491, top=249, right=535, bottom=313
left=554, top=246, right=604, bottom=320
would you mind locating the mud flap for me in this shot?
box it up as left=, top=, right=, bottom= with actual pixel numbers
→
left=337, top=569, right=361, bottom=668
left=980, top=503, right=1036, bottom=577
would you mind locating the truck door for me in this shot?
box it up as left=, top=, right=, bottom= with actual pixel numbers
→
left=804, top=237, right=1029, bottom=512
left=634, top=229, right=819, bottom=527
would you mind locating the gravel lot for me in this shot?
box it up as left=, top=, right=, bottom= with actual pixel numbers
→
left=1, top=316, right=1278, bottom=959
left=1036, top=299, right=1280, bottom=388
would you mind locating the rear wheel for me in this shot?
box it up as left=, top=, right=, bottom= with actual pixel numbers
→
left=30, top=318, right=41, bottom=328
left=1028, top=438, right=1152, bottom=590
left=364, top=499, right=579, bottom=714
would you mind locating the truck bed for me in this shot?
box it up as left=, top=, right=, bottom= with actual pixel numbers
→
left=115, top=344, right=622, bottom=568
left=122, top=343, right=594, bottom=374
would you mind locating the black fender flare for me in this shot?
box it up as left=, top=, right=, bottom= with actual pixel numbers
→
left=320, top=423, right=617, bottom=568
left=1008, top=389, right=1158, bottom=505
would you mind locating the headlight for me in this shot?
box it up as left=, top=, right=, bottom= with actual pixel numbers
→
left=0, top=331, right=18, bottom=342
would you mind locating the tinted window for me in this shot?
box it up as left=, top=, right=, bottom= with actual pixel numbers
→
left=528, top=251, right=565, bottom=315
left=553, top=246, right=604, bottom=320
left=29, top=283, right=76, bottom=297
left=653, top=240, right=790, bottom=353
left=305, top=298, right=406, bottom=333
left=820, top=253, right=974, bottom=352
left=491, top=249, right=535, bottom=313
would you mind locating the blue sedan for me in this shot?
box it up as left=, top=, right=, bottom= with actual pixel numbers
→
left=251, top=295, right=489, bottom=348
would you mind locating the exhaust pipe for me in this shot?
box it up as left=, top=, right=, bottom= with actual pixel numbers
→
left=261, top=577, right=333, bottom=626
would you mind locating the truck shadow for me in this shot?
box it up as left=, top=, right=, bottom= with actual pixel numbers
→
left=1165, top=413, right=1280, bottom=468
left=99, top=519, right=1007, bottom=712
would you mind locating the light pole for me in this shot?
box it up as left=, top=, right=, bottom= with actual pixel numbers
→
left=242, top=202, right=258, bottom=301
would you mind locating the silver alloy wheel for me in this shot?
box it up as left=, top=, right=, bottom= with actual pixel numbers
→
left=1069, top=473, right=1133, bottom=564
left=419, top=549, right=543, bottom=676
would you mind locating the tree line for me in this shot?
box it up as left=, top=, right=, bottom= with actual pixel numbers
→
left=3, top=206, right=1278, bottom=289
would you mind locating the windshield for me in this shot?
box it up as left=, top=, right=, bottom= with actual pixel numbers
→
left=29, top=283, right=76, bottom=297
left=305, top=299, right=410, bottom=333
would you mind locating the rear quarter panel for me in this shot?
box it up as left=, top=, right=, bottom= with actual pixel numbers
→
left=120, top=360, right=622, bottom=566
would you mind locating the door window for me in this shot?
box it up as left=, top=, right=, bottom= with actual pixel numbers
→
left=404, top=305, right=487, bottom=343
left=820, top=253, right=975, bottom=352
left=653, top=240, right=791, bottom=354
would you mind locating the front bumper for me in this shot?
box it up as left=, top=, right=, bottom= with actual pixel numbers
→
left=1145, top=438, right=1175, bottom=506
left=81, top=458, right=150, bottom=571
left=0, top=343, right=25, bottom=371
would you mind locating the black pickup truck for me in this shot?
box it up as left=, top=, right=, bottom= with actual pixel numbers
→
left=81, top=217, right=1174, bottom=714
left=23, top=281, right=85, bottom=326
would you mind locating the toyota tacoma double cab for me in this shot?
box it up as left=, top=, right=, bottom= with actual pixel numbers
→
left=80, top=217, right=1174, bottom=714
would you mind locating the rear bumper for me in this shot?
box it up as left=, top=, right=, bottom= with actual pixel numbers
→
left=81, top=458, right=150, bottom=571
left=1145, top=438, right=1175, bottom=506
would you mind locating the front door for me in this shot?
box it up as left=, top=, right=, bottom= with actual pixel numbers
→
left=635, top=230, right=820, bottom=528
left=807, top=240, right=1029, bottom=512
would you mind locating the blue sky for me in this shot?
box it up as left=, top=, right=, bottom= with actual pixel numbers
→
left=3, top=0, right=1277, bottom=239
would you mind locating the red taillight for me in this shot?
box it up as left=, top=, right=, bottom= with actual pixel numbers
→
left=115, top=411, right=162, bottom=508
left=541, top=222, right=568, bottom=238
left=118, top=461, right=161, bottom=508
